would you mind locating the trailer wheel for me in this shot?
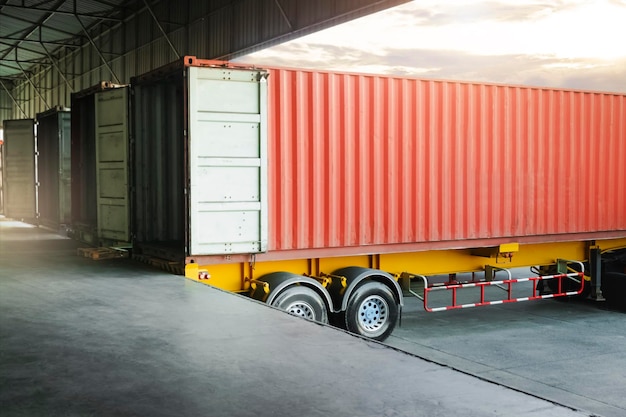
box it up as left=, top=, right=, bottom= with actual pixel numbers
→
left=344, top=281, right=398, bottom=341
left=271, top=286, right=329, bottom=324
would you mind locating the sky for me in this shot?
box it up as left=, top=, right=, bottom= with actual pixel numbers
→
left=236, top=0, right=626, bottom=93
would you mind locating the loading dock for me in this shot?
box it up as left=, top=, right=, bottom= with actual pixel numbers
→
left=1, top=217, right=623, bottom=417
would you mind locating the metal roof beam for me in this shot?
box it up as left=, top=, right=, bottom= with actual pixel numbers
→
left=1, top=58, right=48, bottom=65
left=88, top=0, right=129, bottom=11
left=30, top=0, right=60, bottom=7
left=273, top=0, right=293, bottom=30
left=74, top=13, right=119, bottom=83
left=40, top=38, right=73, bottom=92
left=16, top=60, right=49, bottom=109
left=0, top=10, right=81, bottom=39
left=142, top=0, right=179, bottom=59
left=0, top=40, right=47, bottom=57
left=0, top=14, right=81, bottom=38
left=0, top=0, right=65, bottom=76
left=12, top=1, right=154, bottom=83
left=1, top=3, right=122, bottom=21
left=0, top=36, right=80, bottom=48
left=0, top=61, right=23, bottom=72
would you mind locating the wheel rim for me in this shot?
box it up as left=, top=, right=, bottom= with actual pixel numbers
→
left=357, top=295, right=388, bottom=333
left=285, top=301, right=316, bottom=320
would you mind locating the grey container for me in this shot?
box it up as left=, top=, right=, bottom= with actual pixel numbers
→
left=1, top=119, right=37, bottom=223
left=70, top=82, right=130, bottom=245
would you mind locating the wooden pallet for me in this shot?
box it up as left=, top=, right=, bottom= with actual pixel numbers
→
left=132, top=253, right=184, bottom=275
left=77, top=247, right=129, bottom=260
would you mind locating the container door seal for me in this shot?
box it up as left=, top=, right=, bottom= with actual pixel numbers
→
left=1, top=119, right=37, bottom=222
left=95, top=87, right=130, bottom=243
left=188, top=66, right=268, bottom=255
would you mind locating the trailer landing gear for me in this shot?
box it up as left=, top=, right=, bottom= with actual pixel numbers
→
left=599, top=248, right=626, bottom=308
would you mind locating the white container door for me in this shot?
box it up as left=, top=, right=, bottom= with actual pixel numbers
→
left=2, top=119, right=37, bottom=221
left=95, top=87, right=130, bottom=242
left=188, top=66, right=268, bottom=255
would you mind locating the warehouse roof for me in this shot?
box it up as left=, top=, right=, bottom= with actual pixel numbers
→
left=0, top=0, right=144, bottom=80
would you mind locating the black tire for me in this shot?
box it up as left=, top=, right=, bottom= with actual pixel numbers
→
left=344, top=281, right=398, bottom=342
left=271, top=286, right=329, bottom=324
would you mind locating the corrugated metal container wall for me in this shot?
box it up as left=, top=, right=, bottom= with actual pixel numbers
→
left=70, top=83, right=131, bottom=244
left=131, top=70, right=186, bottom=260
left=267, top=68, right=626, bottom=251
left=36, top=108, right=72, bottom=229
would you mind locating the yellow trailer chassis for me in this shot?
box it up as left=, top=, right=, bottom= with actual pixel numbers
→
left=185, top=237, right=626, bottom=341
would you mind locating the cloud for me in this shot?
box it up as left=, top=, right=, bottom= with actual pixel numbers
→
left=402, top=1, right=572, bottom=25
left=236, top=0, right=626, bottom=93
left=240, top=42, right=626, bottom=93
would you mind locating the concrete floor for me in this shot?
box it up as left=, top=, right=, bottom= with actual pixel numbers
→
left=388, top=287, right=626, bottom=417
left=0, top=217, right=598, bottom=417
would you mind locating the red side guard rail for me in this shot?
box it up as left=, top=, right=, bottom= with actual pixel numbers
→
left=411, top=265, right=585, bottom=312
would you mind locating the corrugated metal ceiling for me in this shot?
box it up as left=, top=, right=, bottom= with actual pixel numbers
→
left=0, top=0, right=143, bottom=79
left=0, top=0, right=411, bottom=84
left=0, top=0, right=410, bottom=123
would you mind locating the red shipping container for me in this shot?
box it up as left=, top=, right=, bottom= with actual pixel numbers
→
left=266, top=67, right=626, bottom=254
left=131, top=58, right=626, bottom=263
